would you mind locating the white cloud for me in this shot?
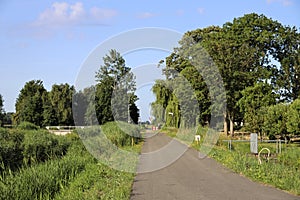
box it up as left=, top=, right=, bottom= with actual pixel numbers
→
left=32, top=2, right=117, bottom=28
left=197, top=7, right=205, bottom=14
left=266, top=0, right=292, bottom=6
left=137, top=12, right=156, bottom=19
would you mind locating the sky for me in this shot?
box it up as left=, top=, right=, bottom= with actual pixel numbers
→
left=0, top=0, right=299, bottom=122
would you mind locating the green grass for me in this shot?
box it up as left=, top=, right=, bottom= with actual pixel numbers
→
left=0, top=122, right=143, bottom=200
left=209, top=144, right=300, bottom=195
left=161, top=126, right=300, bottom=196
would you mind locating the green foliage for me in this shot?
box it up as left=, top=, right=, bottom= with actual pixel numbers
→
left=263, top=103, right=288, bottom=137
left=72, top=90, right=88, bottom=126
left=17, top=121, right=39, bottom=130
left=209, top=142, right=300, bottom=195
left=0, top=128, right=73, bottom=172
left=14, top=80, right=47, bottom=127
left=0, top=128, right=24, bottom=171
left=0, top=94, right=4, bottom=126
left=152, top=13, right=300, bottom=136
left=287, top=99, right=300, bottom=135
left=94, top=49, right=139, bottom=125
left=0, top=121, right=142, bottom=199
left=22, top=130, right=71, bottom=165
left=54, top=162, right=134, bottom=200
left=46, top=84, right=75, bottom=126
left=238, top=82, right=277, bottom=133
left=0, top=147, right=93, bottom=200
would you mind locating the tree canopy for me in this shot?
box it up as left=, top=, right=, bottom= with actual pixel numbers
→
left=151, top=13, right=300, bottom=137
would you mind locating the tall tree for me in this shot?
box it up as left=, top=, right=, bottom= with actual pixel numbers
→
left=0, top=94, right=4, bottom=126
left=95, top=49, right=139, bottom=124
left=46, top=83, right=75, bottom=126
left=72, top=90, right=88, bottom=126
left=158, top=13, right=296, bottom=135
left=14, top=80, right=47, bottom=126
left=273, top=26, right=300, bottom=101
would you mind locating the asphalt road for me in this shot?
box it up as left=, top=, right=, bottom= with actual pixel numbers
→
left=130, top=133, right=299, bottom=200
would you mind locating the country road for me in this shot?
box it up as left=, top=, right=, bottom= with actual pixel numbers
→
left=130, top=133, right=299, bottom=200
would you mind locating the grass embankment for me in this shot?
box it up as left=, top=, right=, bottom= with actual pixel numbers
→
left=0, top=122, right=142, bottom=200
left=162, top=127, right=300, bottom=195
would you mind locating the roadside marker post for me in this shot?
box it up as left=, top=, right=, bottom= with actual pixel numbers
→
left=250, top=133, right=258, bottom=154
left=195, top=135, right=201, bottom=145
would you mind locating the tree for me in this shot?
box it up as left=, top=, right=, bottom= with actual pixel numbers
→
left=14, top=80, right=47, bottom=126
left=287, top=99, right=300, bottom=135
left=273, top=26, right=300, bottom=101
left=95, top=49, right=139, bottom=124
left=0, top=94, right=4, bottom=126
left=42, top=91, right=58, bottom=126
left=72, top=90, right=88, bottom=126
left=45, top=84, right=75, bottom=126
left=83, top=86, right=98, bottom=125
left=263, top=103, right=288, bottom=138
left=238, top=82, right=277, bottom=136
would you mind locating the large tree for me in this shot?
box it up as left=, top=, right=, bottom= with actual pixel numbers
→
left=154, top=13, right=300, bottom=135
left=44, top=83, right=75, bottom=126
left=95, top=49, right=139, bottom=124
left=14, top=80, right=47, bottom=126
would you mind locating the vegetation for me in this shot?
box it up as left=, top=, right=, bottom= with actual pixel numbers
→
left=151, top=13, right=300, bottom=138
left=94, top=49, right=139, bottom=125
left=0, top=94, right=4, bottom=126
left=209, top=139, right=300, bottom=195
left=162, top=127, right=300, bottom=195
left=0, top=123, right=142, bottom=199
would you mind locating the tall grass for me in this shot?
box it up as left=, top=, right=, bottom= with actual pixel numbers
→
left=0, top=122, right=143, bottom=199
left=209, top=140, right=300, bottom=195
left=0, top=140, right=94, bottom=200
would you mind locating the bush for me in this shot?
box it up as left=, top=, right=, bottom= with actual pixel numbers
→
left=22, top=130, right=72, bottom=165
left=17, top=122, right=39, bottom=130
left=0, top=150, right=94, bottom=200
left=0, top=128, right=24, bottom=171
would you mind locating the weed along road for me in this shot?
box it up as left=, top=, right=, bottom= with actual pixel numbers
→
left=130, top=133, right=299, bottom=200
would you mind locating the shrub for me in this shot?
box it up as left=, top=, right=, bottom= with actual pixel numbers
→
left=0, top=128, right=24, bottom=171
left=17, top=121, right=39, bottom=130
left=22, top=130, right=72, bottom=165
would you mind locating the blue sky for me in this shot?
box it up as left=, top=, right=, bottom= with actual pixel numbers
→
left=0, top=0, right=299, bottom=121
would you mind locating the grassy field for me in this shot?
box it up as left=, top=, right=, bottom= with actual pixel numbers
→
left=0, top=122, right=143, bottom=200
left=162, top=127, right=300, bottom=196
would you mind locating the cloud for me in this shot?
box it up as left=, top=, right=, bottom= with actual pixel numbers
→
left=32, top=2, right=117, bottom=28
left=266, top=0, right=292, bottom=6
left=197, top=7, right=205, bottom=14
left=137, top=12, right=156, bottom=19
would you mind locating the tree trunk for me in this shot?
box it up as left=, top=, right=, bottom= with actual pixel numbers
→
left=229, top=112, right=234, bottom=137
left=230, top=119, right=234, bottom=136
left=223, top=112, right=228, bottom=135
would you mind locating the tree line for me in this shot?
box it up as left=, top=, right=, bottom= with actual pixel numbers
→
left=151, top=13, right=300, bottom=138
left=0, top=49, right=139, bottom=127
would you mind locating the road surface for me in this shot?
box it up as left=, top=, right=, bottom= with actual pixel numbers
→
left=130, top=132, right=299, bottom=200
